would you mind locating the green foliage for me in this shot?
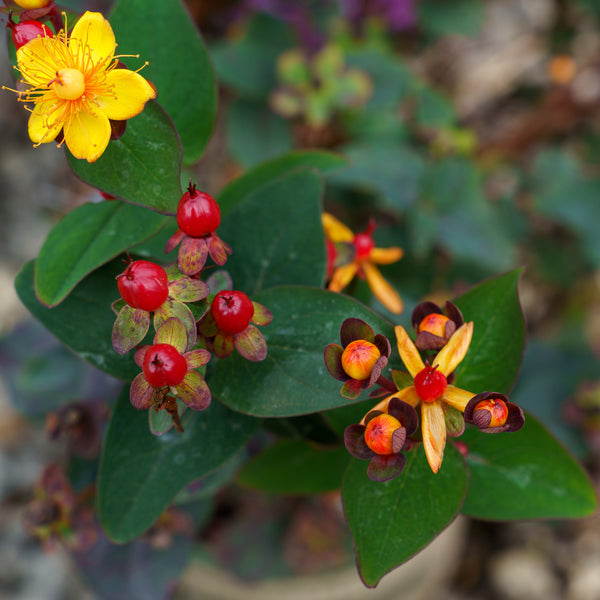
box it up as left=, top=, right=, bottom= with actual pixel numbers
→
left=67, top=101, right=182, bottom=213
left=343, top=445, right=468, bottom=587
left=109, top=0, right=217, bottom=166
left=34, top=202, right=166, bottom=307
left=98, top=387, right=260, bottom=542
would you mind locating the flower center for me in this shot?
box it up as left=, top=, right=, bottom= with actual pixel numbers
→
left=414, top=364, right=447, bottom=403
left=364, top=413, right=403, bottom=455
left=52, top=68, right=85, bottom=100
left=341, top=340, right=381, bottom=381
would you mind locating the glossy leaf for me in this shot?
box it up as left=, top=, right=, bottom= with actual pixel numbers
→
left=218, top=168, right=326, bottom=293
left=217, top=150, right=347, bottom=217
left=34, top=201, right=166, bottom=307
left=461, top=413, right=597, bottom=520
left=209, top=287, right=395, bottom=417
left=237, top=439, right=350, bottom=494
left=16, top=260, right=141, bottom=382
left=453, top=269, right=525, bottom=395
left=67, top=101, right=182, bottom=213
left=110, top=0, right=217, bottom=165
left=343, top=444, right=468, bottom=587
left=98, top=387, right=261, bottom=543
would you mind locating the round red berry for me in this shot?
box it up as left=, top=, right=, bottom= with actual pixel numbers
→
left=117, top=260, right=169, bottom=312
left=353, top=232, right=374, bottom=260
left=10, top=20, right=53, bottom=50
left=142, top=343, right=188, bottom=388
left=176, top=183, right=221, bottom=237
left=211, top=290, right=255, bottom=335
left=414, top=364, right=447, bottom=403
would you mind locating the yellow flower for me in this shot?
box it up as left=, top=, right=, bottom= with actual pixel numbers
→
left=14, top=0, right=51, bottom=8
left=7, top=11, right=156, bottom=162
left=366, top=322, right=474, bottom=473
left=322, top=212, right=404, bottom=314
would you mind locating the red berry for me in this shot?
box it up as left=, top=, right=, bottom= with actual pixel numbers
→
left=116, top=260, right=169, bottom=312
left=414, top=364, right=447, bottom=403
left=211, top=290, right=255, bottom=335
left=353, top=220, right=376, bottom=260
left=9, top=20, right=53, bottom=50
left=142, top=343, right=188, bottom=388
left=176, top=183, right=221, bottom=237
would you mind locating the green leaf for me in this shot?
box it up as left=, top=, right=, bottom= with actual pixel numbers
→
left=218, top=150, right=347, bottom=217
left=67, top=101, right=182, bottom=213
left=109, top=0, right=217, bottom=165
left=226, top=98, right=293, bottom=168
left=98, top=387, right=261, bottom=543
left=219, top=168, right=326, bottom=293
left=462, top=413, right=597, bottom=519
left=209, top=286, right=395, bottom=417
left=343, top=444, right=468, bottom=587
left=329, top=141, right=425, bottom=210
left=237, top=439, right=349, bottom=494
left=16, top=260, right=139, bottom=381
left=453, top=269, right=525, bottom=395
left=34, top=201, right=166, bottom=307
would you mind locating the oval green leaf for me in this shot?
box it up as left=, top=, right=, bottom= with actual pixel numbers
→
left=16, top=260, right=140, bottom=381
left=209, top=286, right=395, bottom=417
left=343, top=444, right=468, bottom=587
left=34, top=201, right=167, bottom=307
left=67, top=101, right=182, bottom=213
left=453, top=269, right=525, bottom=395
left=218, top=168, right=326, bottom=293
left=461, top=413, right=597, bottom=520
left=98, top=387, right=261, bottom=543
left=217, top=150, right=347, bottom=217
left=109, top=0, right=217, bottom=166
left=237, top=439, right=350, bottom=494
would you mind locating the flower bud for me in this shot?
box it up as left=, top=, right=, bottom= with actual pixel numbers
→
left=418, top=313, right=452, bottom=338
left=472, top=398, right=509, bottom=429
left=364, top=413, right=404, bottom=455
left=341, top=339, right=381, bottom=380
left=14, top=0, right=51, bottom=8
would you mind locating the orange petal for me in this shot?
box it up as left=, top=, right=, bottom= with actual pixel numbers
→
left=362, top=262, right=403, bottom=314
left=422, top=400, right=446, bottom=474
left=395, top=326, right=424, bottom=378
left=370, top=246, right=404, bottom=265
left=360, top=386, right=419, bottom=424
left=434, top=321, right=473, bottom=376
left=328, top=263, right=357, bottom=292
left=322, top=212, right=354, bottom=242
left=443, top=385, right=474, bottom=412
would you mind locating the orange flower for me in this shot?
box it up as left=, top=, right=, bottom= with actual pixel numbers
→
left=322, top=213, right=403, bottom=314
left=367, top=322, right=475, bottom=473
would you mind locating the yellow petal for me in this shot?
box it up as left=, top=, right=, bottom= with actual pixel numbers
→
left=17, top=37, right=60, bottom=86
left=322, top=212, right=354, bottom=242
left=70, top=12, right=115, bottom=67
left=360, top=386, right=420, bottom=424
left=98, top=69, right=156, bottom=120
left=370, top=246, right=404, bottom=265
left=28, top=101, right=64, bottom=144
left=395, top=326, right=425, bottom=378
left=443, top=385, right=475, bottom=412
left=434, top=321, right=473, bottom=376
left=363, top=262, right=403, bottom=314
left=422, top=400, right=446, bottom=474
left=63, top=108, right=111, bottom=162
left=328, top=263, right=357, bottom=292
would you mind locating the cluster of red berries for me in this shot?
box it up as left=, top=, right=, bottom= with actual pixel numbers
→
left=113, top=184, right=269, bottom=413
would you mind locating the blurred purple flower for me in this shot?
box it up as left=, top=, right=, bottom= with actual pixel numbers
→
left=339, top=0, right=418, bottom=31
